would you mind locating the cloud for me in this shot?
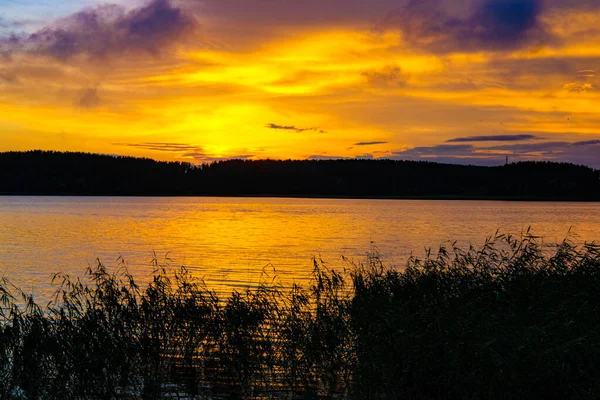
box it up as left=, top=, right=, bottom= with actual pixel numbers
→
left=0, top=72, right=18, bottom=84
left=459, top=56, right=600, bottom=92
left=577, top=70, right=596, bottom=78
left=2, top=0, right=199, bottom=61
left=391, top=138, right=600, bottom=167
left=383, top=0, right=552, bottom=53
left=545, top=0, right=600, bottom=10
left=389, top=144, right=472, bottom=162
left=573, top=140, right=600, bottom=146
left=196, top=0, right=402, bottom=27
left=564, top=69, right=597, bottom=93
left=0, top=17, right=8, bottom=33
left=483, top=140, right=600, bottom=167
left=77, top=88, right=101, bottom=108
left=363, top=66, right=407, bottom=88
left=354, top=141, right=388, bottom=146
left=266, top=123, right=325, bottom=133
left=446, top=134, right=539, bottom=143
left=390, top=143, right=508, bottom=165
left=436, top=80, right=479, bottom=92
left=0, top=17, right=26, bottom=36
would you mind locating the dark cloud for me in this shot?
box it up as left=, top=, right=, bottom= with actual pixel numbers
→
left=477, top=0, right=542, bottom=43
left=77, top=88, right=101, bottom=108
left=383, top=0, right=551, bottom=52
left=2, top=0, right=199, bottom=61
left=194, top=0, right=598, bottom=31
left=266, top=124, right=301, bottom=131
left=354, top=141, right=389, bottom=146
left=447, top=134, right=539, bottom=143
left=574, top=140, right=600, bottom=146
left=545, top=0, right=600, bottom=10
left=266, top=123, right=324, bottom=133
left=363, top=66, right=407, bottom=88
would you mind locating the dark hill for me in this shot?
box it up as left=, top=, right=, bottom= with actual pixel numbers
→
left=1, top=150, right=599, bottom=200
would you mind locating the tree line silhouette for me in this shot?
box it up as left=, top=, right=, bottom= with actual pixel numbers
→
left=1, top=150, right=599, bottom=199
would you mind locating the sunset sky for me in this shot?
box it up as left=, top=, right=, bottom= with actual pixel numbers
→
left=1, top=0, right=600, bottom=166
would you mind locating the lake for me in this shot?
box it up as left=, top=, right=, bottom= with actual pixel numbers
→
left=1, top=196, right=600, bottom=301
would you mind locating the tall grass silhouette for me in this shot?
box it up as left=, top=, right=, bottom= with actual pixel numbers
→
left=1, top=233, right=600, bottom=399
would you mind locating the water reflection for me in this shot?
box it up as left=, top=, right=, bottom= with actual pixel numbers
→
left=1, top=196, right=599, bottom=302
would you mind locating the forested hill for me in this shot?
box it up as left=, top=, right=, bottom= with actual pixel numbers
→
left=1, top=150, right=600, bottom=200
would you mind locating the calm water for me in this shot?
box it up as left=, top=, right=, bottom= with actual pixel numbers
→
left=1, top=196, right=600, bottom=301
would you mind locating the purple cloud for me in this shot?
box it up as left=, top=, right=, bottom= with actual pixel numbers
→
left=573, top=140, right=600, bottom=146
left=447, top=134, right=539, bottom=143
left=2, top=0, right=198, bottom=61
left=196, top=0, right=401, bottom=27
left=194, top=0, right=600, bottom=31
left=383, top=0, right=552, bottom=52
left=391, top=138, right=600, bottom=167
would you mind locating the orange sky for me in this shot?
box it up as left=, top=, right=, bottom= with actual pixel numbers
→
left=1, top=0, right=600, bottom=166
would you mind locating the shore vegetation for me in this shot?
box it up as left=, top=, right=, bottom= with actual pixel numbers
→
left=2, top=233, right=600, bottom=399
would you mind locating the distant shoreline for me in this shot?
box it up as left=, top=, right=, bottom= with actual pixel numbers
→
left=2, top=193, right=599, bottom=202
left=3, top=151, right=600, bottom=201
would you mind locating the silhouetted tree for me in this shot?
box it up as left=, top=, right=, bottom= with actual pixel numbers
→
left=1, top=151, right=599, bottom=200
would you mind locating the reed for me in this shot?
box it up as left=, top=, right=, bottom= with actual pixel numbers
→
left=1, top=233, right=600, bottom=399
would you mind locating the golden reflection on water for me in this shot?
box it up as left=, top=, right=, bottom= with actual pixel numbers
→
left=1, top=196, right=600, bottom=302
